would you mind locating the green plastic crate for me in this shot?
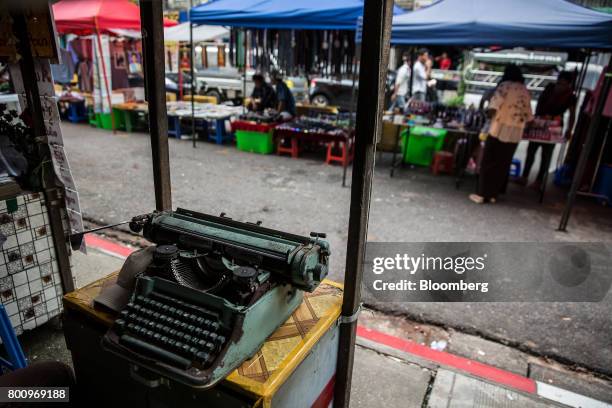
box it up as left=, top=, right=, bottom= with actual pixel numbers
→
left=96, top=113, right=112, bottom=130
left=111, top=108, right=126, bottom=130
left=235, top=130, right=274, bottom=154
left=402, top=126, right=447, bottom=166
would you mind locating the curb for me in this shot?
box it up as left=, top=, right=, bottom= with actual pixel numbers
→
left=84, top=234, right=611, bottom=408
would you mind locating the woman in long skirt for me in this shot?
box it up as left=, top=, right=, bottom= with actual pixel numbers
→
left=470, top=65, right=533, bottom=204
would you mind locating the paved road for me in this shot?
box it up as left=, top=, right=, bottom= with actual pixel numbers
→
left=62, top=123, right=612, bottom=374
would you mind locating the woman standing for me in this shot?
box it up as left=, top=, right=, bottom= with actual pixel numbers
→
left=470, top=65, right=533, bottom=204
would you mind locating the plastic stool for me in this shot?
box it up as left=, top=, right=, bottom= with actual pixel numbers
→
left=277, top=137, right=300, bottom=158
left=431, top=151, right=454, bottom=175
left=509, top=158, right=521, bottom=178
left=326, top=140, right=353, bottom=166
left=0, top=305, right=27, bottom=371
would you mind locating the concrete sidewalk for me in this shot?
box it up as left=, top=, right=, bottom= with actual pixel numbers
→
left=20, top=235, right=612, bottom=408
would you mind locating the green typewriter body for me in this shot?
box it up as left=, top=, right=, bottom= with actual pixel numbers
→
left=102, top=208, right=330, bottom=389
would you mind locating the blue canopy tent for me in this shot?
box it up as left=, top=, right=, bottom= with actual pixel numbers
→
left=190, top=0, right=403, bottom=30
left=390, top=0, right=612, bottom=48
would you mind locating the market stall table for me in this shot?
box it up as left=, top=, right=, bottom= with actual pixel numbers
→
left=167, top=102, right=243, bottom=143
left=112, top=102, right=149, bottom=133
left=273, top=121, right=354, bottom=166
left=63, top=272, right=343, bottom=407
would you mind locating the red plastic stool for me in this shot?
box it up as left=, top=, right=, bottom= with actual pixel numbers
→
left=277, top=136, right=300, bottom=158
left=431, top=151, right=454, bottom=175
left=326, top=140, right=354, bottom=166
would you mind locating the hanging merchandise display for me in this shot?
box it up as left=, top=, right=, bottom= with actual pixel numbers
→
left=92, top=34, right=113, bottom=114
left=226, top=28, right=356, bottom=77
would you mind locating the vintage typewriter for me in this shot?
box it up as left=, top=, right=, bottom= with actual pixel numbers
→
left=101, top=208, right=330, bottom=388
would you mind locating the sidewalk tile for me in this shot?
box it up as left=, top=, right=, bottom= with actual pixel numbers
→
left=351, top=346, right=431, bottom=408
left=428, top=369, right=559, bottom=408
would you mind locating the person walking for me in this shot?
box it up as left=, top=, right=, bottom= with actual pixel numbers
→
left=470, top=65, right=533, bottom=204
left=389, top=52, right=411, bottom=112
left=518, top=71, right=576, bottom=189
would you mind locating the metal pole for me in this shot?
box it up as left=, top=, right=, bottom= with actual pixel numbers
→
left=140, top=0, right=172, bottom=211
left=190, top=1, right=196, bottom=148
left=333, top=0, right=394, bottom=406
left=558, top=63, right=612, bottom=231
left=344, top=49, right=360, bottom=188
left=242, top=28, right=247, bottom=115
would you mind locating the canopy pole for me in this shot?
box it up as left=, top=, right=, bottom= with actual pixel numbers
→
left=333, top=0, right=394, bottom=406
left=190, top=1, right=196, bottom=149
left=243, top=28, right=247, bottom=115
left=558, top=61, right=612, bottom=231
left=94, top=18, right=115, bottom=133
left=140, top=0, right=172, bottom=211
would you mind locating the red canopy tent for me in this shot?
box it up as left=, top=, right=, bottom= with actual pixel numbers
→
left=52, top=0, right=177, bottom=131
left=53, top=0, right=177, bottom=34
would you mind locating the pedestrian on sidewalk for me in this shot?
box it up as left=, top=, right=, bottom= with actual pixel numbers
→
left=470, top=64, right=533, bottom=204
left=518, top=71, right=576, bottom=189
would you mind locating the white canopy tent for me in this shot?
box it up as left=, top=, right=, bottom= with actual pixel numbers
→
left=164, top=23, right=228, bottom=42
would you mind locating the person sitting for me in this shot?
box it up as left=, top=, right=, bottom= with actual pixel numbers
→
left=518, top=71, right=576, bottom=189
left=271, top=70, right=296, bottom=120
left=249, top=73, right=277, bottom=112
left=469, top=64, right=533, bottom=204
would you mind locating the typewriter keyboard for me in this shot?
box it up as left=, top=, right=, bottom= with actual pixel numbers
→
left=113, top=292, right=228, bottom=370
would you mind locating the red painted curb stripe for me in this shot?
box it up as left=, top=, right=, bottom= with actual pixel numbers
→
left=357, top=326, right=537, bottom=395
left=84, top=234, right=135, bottom=258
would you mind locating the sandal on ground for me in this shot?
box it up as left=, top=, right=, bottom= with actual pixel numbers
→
left=469, top=194, right=496, bottom=204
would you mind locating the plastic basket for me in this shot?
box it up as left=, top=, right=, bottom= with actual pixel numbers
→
left=402, top=126, right=447, bottom=166
left=235, top=130, right=274, bottom=154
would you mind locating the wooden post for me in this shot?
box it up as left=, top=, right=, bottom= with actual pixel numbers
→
left=12, top=11, right=74, bottom=293
left=140, top=0, right=172, bottom=211
left=333, top=0, right=394, bottom=406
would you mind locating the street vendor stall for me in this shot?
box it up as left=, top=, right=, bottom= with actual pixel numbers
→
left=52, top=0, right=176, bottom=131
left=377, top=0, right=612, bottom=211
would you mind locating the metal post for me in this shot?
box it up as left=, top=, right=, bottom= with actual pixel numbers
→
left=333, top=0, right=394, bottom=406
left=140, top=0, right=173, bottom=211
left=558, top=64, right=612, bottom=231
left=189, top=0, right=196, bottom=148
left=12, top=10, right=74, bottom=293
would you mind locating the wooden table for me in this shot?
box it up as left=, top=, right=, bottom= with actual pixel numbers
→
left=63, top=272, right=343, bottom=407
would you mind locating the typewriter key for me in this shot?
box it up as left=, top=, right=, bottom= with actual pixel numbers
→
left=115, top=319, right=126, bottom=331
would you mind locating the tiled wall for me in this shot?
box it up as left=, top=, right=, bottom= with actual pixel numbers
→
left=0, top=193, right=64, bottom=335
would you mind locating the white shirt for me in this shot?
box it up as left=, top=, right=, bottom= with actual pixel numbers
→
left=395, top=63, right=411, bottom=96
left=413, top=60, right=428, bottom=94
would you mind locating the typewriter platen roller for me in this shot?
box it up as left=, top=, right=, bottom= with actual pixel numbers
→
left=102, top=208, right=330, bottom=388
